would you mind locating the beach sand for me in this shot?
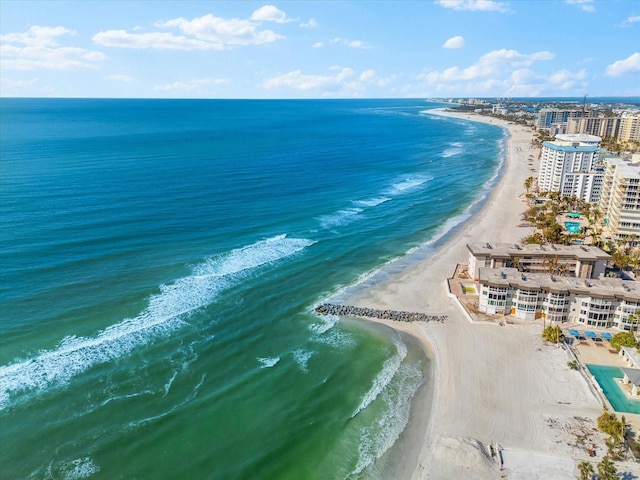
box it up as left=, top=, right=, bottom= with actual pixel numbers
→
left=341, top=109, right=640, bottom=479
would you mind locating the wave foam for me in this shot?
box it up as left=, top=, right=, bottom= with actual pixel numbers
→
left=292, top=349, right=314, bottom=373
left=317, top=208, right=363, bottom=229
left=351, top=360, right=423, bottom=477
left=0, top=235, right=314, bottom=411
left=57, top=457, right=100, bottom=479
left=351, top=336, right=407, bottom=418
left=257, top=356, right=280, bottom=368
left=442, top=147, right=463, bottom=158
left=388, top=176, right=432, bottom=194
left=309, top=314, right=338, bottom=335
left=354, top=197, right=391, bottom=208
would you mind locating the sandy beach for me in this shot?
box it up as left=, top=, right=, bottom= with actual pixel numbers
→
left=342, top=109, right=640, bottom=479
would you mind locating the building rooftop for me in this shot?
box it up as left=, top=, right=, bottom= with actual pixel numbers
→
left=605, top=156, right=640, bottom=179
left=542, top=141, right=598, bottom=153
left=467, top=242, right=610, bottom=261
left=479, top=267, right=640, bottom=301
left=556, top=133, right=602, bottom=143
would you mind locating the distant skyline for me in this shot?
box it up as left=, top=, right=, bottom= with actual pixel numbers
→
left=1, top=0, right=639, bottom=98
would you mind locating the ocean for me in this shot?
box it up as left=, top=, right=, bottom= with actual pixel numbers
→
left=0, top=98, right=504, bottom=479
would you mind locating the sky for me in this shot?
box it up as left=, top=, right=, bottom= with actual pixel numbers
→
left=1, top=0, right=639, bottom=99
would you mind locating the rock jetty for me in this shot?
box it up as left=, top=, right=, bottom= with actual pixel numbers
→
left=315, top=303, right=446, bottom=322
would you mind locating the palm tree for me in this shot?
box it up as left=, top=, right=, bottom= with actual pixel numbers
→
left=513, top=256, right=520, bottom=270
left=577, top=461, right=594, bottom=480
left=628, top=313, right=639, bottom=336
left=620, top=415, right=627, bottom=450
left=597, top=456, right=617, bottom=480
left=524, top=176, right=534, bottom=193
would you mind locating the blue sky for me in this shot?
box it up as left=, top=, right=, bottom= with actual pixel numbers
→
left=1, top=0, right=639, bottom=98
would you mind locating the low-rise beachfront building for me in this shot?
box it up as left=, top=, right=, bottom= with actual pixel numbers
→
left=467, top=243, right=609, bottom=280
left=621, top=347, right=640, bottom=369
left=477, top=267, right=640, bottom=329
left=621, top=368, right=640, bottom=397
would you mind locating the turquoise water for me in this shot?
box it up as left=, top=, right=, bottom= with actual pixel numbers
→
left=586, top=364, right=640, bottom=414
left=0, top=99, right=504, bottom=479
left=565, top=221, right=581, bottom=233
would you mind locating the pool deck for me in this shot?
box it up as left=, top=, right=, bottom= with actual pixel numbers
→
left=573, top=341, right=626, bottom=367
left=572, top=340, right=640, bottom=425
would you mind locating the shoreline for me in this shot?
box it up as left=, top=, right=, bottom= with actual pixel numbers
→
left=341, top=108, right=607, bottom=478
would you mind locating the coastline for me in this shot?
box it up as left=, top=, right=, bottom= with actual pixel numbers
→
left=341, top=108, right=606, bottom=479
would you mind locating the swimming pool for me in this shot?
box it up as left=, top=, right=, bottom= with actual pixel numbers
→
left=565, top=221, right=582, bottom=233
left=586, top=364, right=640, bottom=414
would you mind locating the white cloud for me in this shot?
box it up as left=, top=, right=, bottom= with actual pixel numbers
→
left=502, top=67, right=587, bottom=96
left=414, top=48, right=573, bottom=96
left=0, top=77, right=38, bottom=89
left=263, top=67, right=394, bottom=96
left=443, top=35, right=465, bottom=49
left=312, top=41, right=324, bottom=48
left=0, top=26, right=74, bottom=46
left=154, top=78, right=228, bottom=91
left=360, top=69, right=377, bottom=82
left=93, top=30, right=224, bottom=50
left=435, top=0, right=510, bottom=13
left=606, top=52, right=640, bottom=76
left=1, top=26, right=105, bottom=70
left=347, top=40, right=370, bottom=49
left=327, top=37, right=370, bottom=48
left=264, top=69, right=351, bottom=91
left=622, top=15, right=640, bottom=27
left=359, top=69, right=395, bottom=87
left=420, top=48, right=554, bottom=84
left=96, top=10, right=286, bottom=51
left=547, top=68, right=586, bottom=90
left=157, top=14, right=284, bottom=46
left=300, top=18, right=318, bottom=28
left=565, top=0, right=595, bottom=13
left=251, top=5, right=293, bottom=23
left=109, top=74, right=133, bottom=82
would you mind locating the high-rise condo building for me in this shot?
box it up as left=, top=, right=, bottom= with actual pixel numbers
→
left=599, top=156, right=640, bottom=241
left=619, top=112, right=640, bottom=143
left=535, top=108, right=597, bottom=133
left=538, top=134, right=601, bottom=201
left=565, top=116, right=621, bottom=139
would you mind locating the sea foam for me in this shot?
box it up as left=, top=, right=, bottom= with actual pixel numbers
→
left=351, top=360, right=423, bottom=477
left=442, top=146, right=463, bottom=158
left=0, top=235, right=314, bottom=410
left=388, top=175, right=432, bottom=194
left=257, top=356, right=280, bottom=368
left=292, top=349, right=314, bottom=373
left=351, top=336, right=407, bottom=418
left=354, top=197, right=391, bottom=208
left=317, top=208, right=364, bottom=229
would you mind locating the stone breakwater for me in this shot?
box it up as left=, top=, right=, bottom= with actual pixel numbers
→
left=315, top=304, right=447, bottom=322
